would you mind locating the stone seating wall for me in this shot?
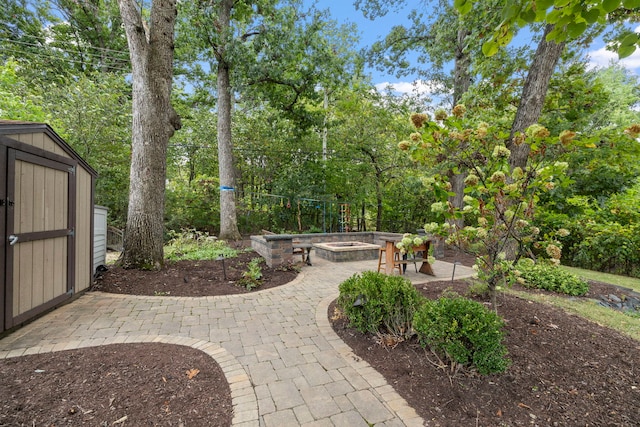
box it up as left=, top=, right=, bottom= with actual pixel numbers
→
left=250, top=231, right=444, bottom=267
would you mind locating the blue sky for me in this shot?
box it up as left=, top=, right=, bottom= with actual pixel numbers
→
left=312, top=1, right=640, bottom=96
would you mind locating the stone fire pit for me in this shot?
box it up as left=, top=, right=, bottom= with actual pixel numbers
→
left=313, top=241, right=381, bottom=262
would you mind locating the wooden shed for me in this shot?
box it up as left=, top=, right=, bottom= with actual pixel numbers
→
left=0, top=120, right=97, bottom=333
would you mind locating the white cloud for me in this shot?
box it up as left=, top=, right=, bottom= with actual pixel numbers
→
left=588, top=46, right=640, bottom=72
left=587, top=26, right=640, bottom=73
left=374, top=79, right=445, bottom=96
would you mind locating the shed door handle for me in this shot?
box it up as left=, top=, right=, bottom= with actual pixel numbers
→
left=8, top=235, right=18, bottom=245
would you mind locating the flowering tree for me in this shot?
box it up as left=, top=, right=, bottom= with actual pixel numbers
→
left=401, top=106, right=576, bottom=309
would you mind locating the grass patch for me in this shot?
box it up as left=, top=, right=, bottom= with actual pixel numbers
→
left=559, top=265, right=640, bottom=293
left=507, top=288, right=640, bottom=341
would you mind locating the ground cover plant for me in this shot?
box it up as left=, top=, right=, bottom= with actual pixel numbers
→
left=518, top=259, right=590, bottom=296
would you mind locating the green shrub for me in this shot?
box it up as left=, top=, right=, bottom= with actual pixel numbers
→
left=517, top=260, right=589, bottom=296
left=413, top=295, right=510, bottom=375
left=337, top=271, right=424, bottom=337
left=571, top=222, right=640, bottom=278
left=239, top=258, right=263, bottom=290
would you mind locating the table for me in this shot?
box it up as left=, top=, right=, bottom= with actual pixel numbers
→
left=381, top=237, right=434, bottom=276
left=292, top=242, right=312, bottom=265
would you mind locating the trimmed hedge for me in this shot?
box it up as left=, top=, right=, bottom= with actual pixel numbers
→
left=413, top=295, right=510, bottom=375
left=337, top=271, right=423, bottom=338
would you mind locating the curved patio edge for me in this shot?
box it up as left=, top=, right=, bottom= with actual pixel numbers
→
left=315, top=293, right=425, bottom=427
left=0, top=334, right=259, bottom=427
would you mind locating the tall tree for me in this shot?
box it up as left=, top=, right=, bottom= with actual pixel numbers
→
left=118, top=0, right=181, bottom=269
left=358, top=0, right=507, bottom=229
left=180, top=0, right=278, bottom=241
left=179, top=1, right=355, bottom=239
left=213, top=0, right=240, bottom=241
left=331, top=84, right=419, bottom=230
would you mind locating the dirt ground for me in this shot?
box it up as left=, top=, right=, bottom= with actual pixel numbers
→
left=0, top=343, right=232, bottom=426
left=1, top=248, right=639, bottom=426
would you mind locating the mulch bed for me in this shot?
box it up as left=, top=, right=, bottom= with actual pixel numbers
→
left=92, top=250, right=299, bottom=296
left=1, top=246, right=639, bottom=426
left=330, top=280, right=640, bottom=426
left=0, top=343, right=232, bottom=426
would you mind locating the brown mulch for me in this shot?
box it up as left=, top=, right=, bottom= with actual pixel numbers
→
left=331, top=249, right=640, bottom=426
left=0, top=343, right=232, bottom=426
left=1, top=246, right=639, bottom=426
left=91, top=250, right=300, bottom=296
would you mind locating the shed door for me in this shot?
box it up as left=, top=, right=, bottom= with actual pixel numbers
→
left=2, top=148, right=75, bottom=331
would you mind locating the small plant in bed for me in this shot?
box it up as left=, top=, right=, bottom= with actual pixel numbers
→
left=164, top=229, right=240, bottom=261
left=517, top=259, right=589, bottom=296
left=239, top=258, right=264, bottom=290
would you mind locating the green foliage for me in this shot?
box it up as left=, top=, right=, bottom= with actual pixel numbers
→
left=45, top=73, right=132, bottom=228
left=165, top=176, right=220, bottom=234
left=409, top=107, right=576, bottom=305
left=239, top=258, right=264, bottom=290
left=570, top=222, right=640, bottom=278
left=458, top=0, right=636, bottom=59
left=337, top=271, right=423, bottom=337
left=605, top=184, right=640, bottom=225
left=0, top=60, right=50, bottom=122
left=413, top=294, right=510, bottom=375
left=517, top=260, right=590, bottom=296
left=537, top=191, right=640, bottom=279
left=164, top=229, right=238, bottom=261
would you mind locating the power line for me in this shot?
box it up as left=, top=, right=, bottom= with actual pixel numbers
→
left=0, top=32, right=131, bottom=56
left=0, top=37, right=131, bottom=73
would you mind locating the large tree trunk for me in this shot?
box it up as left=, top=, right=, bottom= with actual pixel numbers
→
left=118, top=0, right=181, bottom=269
left=217, top=60, right=242, bottom=240
left=453, top=28, right=472, bottom=106
left=375, top=173, right=383, bottom=231
left=508, top=24, right=565, bottom=169
left=216, top=0, right=241, bottom=241
left=448, top=27, right=472, bottom=229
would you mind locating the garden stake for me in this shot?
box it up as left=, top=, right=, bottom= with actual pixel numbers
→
left=451, top=261, right=460, bottom=281
left=216, top=255, right=227, bottom=280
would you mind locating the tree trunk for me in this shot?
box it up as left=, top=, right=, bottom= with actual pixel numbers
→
left=118, top=0, right=181, bottom=270
left=216, top=0, right=241, bottom=241
left=448, top=171, right=466, bottom=229
left=375, top=169, right=383, bottom=231
left=217, top=65, right=241, bottom=240
left=508, top=24, right=565, bottom=169
left=448, top=27, right=472, bottom=229
left=453, top=28, right=472, bottom=106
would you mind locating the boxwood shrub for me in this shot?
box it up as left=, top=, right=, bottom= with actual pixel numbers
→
left=413, top=295, right=510, bottom=375
left=337, top=271, right=423, bottom=338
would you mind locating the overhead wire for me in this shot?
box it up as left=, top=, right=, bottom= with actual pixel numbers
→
left=0, top=37, right=132, bottom=73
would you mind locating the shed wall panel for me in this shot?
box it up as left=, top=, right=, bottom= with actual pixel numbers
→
left=75, top=167, right=92, bottom=292
left=93, top=206, right=108, bottom=273
left=13, top=237, right=67, bottom=317
left=43, top=238, right=54, bottom=302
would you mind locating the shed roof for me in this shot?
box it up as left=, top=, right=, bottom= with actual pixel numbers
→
left=0, top=120, right=98, bottom=177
